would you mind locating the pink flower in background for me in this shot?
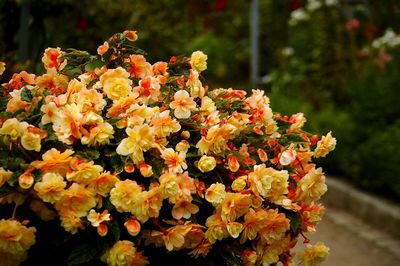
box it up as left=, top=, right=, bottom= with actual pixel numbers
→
left=345, top=18, right=360, bottom=32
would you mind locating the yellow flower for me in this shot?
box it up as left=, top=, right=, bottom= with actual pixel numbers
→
left=59, top=211, right=84, bottom=234
left=231, top=175, right=247, bottom=192
left=289, top=113, right=307, bottom=132
left=167, top=172, right=196, bottom=204
left=219, top=192, right=252, bottom=222
left=0, top=118, right=28, bottom=140
left=205, top=183, right=226, bottom=206
left=200, top=96, right=216, bottom=113
left=40, top=101, right=59, bottom=125
left=0, top=219, right=36, bottom=256
left=100, top=67, right=133, bottom=101
left=66, top=159, right=103, bottom=185
left=18, top=171, right=34, bottom=189
left=0, top=167, right=12, bottom=188
left=102, top=240, right=149, bottom=266
left=204, top=214, right=228, bottom=244
left=314, top=131, right=336, bottom=158
left=159, top=172, right=179, bottom=198
left=266, top=169, right=289, bottom=204
left=248, top=164, right=273, bottom=198
left=161, top=148, right=187, bottom=174
left=55, top=183, right=96, bottom=217
left=258, top=209, right=290, bottom=244
left=110, top=179, right=142, bottom=213
left=21, top=131, right=42, bottom=152
left=258, top=236, right=291, bottom=265
left=0, top=61, right=5, bottom=75
left=197, top=155, right=216, bottom=173
left=196, top=124, right=237, bottom=155
left=34, top=172, right=66, bottom=203
left=82, top=122, right=114, bottom=147
left=226, top=222, right=243, bottom=238
left=296, top=168, right=327, bottom=204
left=139, top=163, right=153, bottom=177
left=116, top=124, right=155, bottom=164
left=88, top=171, right=119, bottom=197
left=299, top=242, right=329, bottom=266
left=87, top=209, right=111, bottom=227
left=169, top=90, right=197, bottom=119
left=190, top=50, right=208, bottom=72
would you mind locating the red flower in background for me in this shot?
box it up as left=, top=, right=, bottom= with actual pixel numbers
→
left=364, top=24, right=379, bottom=40
left=77, top=17, right=89, bottom=32
left=215, top=0, right=228, bottom=11
left=289, top=0, right=301, bottom=11
left=345, top=18, right=360, bottom=32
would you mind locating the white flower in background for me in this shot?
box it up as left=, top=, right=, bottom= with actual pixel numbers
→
left=372, top=28, right=400, bottom=48
left=289, top=8, right=309, bottom=26
left=281, top=47, right=294, bottom=57
left=325, top=0, right=338, bottom=7
left=307, top=0, right=322, bottom=12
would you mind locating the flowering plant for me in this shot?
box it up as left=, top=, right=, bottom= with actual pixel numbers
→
left=0, top=31, right=335, bottom=266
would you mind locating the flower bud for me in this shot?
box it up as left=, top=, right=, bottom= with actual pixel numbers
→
left=197, top=155, right=216, bottom=173
left=19, top=172, right=34, bottom=189
left=139, top=163, right=153, bottom=177
left=231, top=176, right=247, bottom=192
left=124, top=219, right=141, bottom=237
left=97, top=223, right=108, bottom=237
left=180, top=130, right=190, bottom=139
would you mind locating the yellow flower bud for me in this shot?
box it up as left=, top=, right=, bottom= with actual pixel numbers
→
left=197, top=155, right=216, bottom=173
left=231, top=176, right=247, bottom=192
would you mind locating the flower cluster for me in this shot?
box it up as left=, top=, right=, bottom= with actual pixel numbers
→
left=0, top=31, right=335, bottom=265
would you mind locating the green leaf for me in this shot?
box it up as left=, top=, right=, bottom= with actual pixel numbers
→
left=108, top=219, right=120, bottom=241
left=8, top=169, right=24, bottom=187
left=85, top=58, right=104, bottom=71
left=0, top=184, right=12, bottom=197
left=76, top=149, right=100, bottom=161
left=67, top=244, right=97, bottom=266
left=21, top=87, right=33, bottom=102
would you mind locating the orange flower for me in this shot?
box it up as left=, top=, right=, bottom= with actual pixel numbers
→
left=125, top=54, right=151, bottom=78
left=97, top=41, right=109, bottom=56
left=123, top=30, right=138, bottom=41
left=124, top=219, right=141, bottom=237
left=171, top=200, right=199, bottom=220
left=42, top=47, right=66, bottom=71
left=55, top=183, right=96, bottom=217
left=31, top=148, right=74, bottom=175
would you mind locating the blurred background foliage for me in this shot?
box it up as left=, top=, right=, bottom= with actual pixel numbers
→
left=1, top=0, right=400, bottom=200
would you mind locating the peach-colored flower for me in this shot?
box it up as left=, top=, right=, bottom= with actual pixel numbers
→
left=159, top=172, right=180, bottom=198
left=34, top=172, right=66, bottom=203
left=87, top=209, right=111, bottom=227
left=167, top=172, right=196, bottom=204
left=257, top=236, right=291, bottom=265
left=133, top=188, right=163, bottom=223
left=163, top=224, right=192, bottom=251
left=299, top=242, right=329, bottom=266
left=123, top=30, right=138, bottom=41
left=66, top=159, right=103, bottom=185
left=258, top=209, right=290, bottom=244
left=227, top=154, right=240, bottom=172
left=151, top=110, right=181, bottom=138
left=257, top=148, right=269, bottom=162
left=6, top=88, right=31, bottom=113
left=125, top=54, right=151, bottom=78
left=219, top=192, right=252, bottom=222
left=301, top=203, right=325, bottom=233
left=279, top=147, right=297, bottom=166
left=31, top=148, right=74, bottom=175
left=296, top=167, right=327, bottom=204
left=0, top=118, right=28, bottom=140
left=55, top=183, right=96, bottom=217
left=226, top=222, right=244, bottom=238
left=106, top=95, right=138, bottom=118
left=169, top=90, right=197, bottom=119
left=59, top=212, right=83, bottom=234
left=97, top=41, right=109, bottom=56
left=116, top=124, right=155, bottom=164
left=101, top=240, right=149, bottom=266
left=0, top=167, right=12, bottom=188
left=289, top=112, right=306, bottom=132
left=171, top=200, right=199, bottom=220
left=40, top=101, right=59, bottom=125
left=161, top=148, right=187, bottom=173
left=110, top=179, right=142, bottom=213
left=0, top=219, right=36, bottom=258
left=314, top=131, right=336, bottom=158
left=37, top=68, right=69, bottom=95
left=248, top=164, right=273, bottom=198
left=196, top=124, right=237, bottom=155
left=88, top=171, right=119, bottom=197
left=42, top=47, right=66, bottom=71
left=21, top=130, right=42, bottom=152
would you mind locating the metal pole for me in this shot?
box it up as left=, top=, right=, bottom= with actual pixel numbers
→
left=19, top=0, right=31, bottom=63
left=250, top=0, right=259, bottom=84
